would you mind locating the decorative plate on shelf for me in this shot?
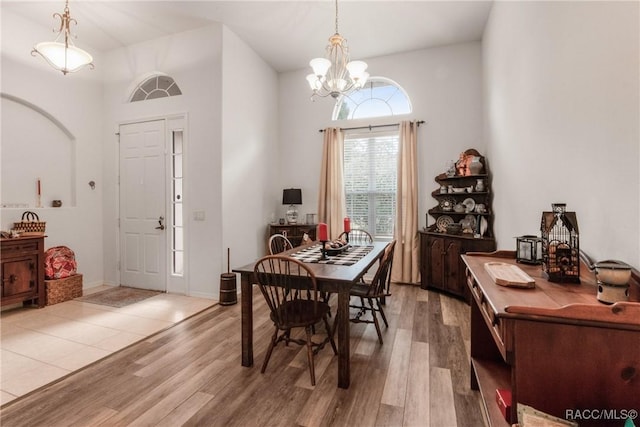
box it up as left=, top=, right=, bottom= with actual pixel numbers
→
left=436, top=215, right=454, bottom=232
left=461, top=214, right=477, bottom=233
left=462, top=197, right=476, bottom=213
left=439, top=197, right=455, bottom=212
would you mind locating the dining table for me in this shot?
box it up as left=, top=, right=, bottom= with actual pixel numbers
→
left=232, top=241, right=388, bottom=389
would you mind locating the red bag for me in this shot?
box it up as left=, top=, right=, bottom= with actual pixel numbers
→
left=44, top=246, right=77, bottom=280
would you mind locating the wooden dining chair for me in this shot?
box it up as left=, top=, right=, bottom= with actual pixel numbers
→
left=268, top=234, right=294, bottom=255
left=348, top=240, right=396, bottom=344
left=338, top=229, right=373, bottom=246
left=253, top=255, right=337, bottom=386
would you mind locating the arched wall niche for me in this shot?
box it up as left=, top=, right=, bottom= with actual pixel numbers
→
left=1, top=93, right=76, bottom=209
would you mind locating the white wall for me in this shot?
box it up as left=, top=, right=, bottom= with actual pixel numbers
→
left=221, top=27, right=279, bottom=273
left=1, top=4, right=105, bottom=289
left=101, top=25, right=223, bottom=298
left=278, top=42, right=485, bottom=233
left=483, top=1, right=640, bottom=267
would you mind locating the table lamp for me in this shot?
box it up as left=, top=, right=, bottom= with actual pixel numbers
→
left=282, top=188, right=302, bottom=224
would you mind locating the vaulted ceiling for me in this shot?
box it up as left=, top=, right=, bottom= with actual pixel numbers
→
left=2, top=1, right=493, bottom=72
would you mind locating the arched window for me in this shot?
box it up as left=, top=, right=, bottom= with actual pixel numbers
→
left=332, top=77, right=412, bottom=120
left=129, top=73, right=182, bottom=102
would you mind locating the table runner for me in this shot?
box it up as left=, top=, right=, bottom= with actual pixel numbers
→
left=290, top=243, right=374, bottom=266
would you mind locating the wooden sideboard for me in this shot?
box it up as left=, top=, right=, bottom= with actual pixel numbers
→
left=420, top=231, right=495, bottom=301
left=462, top=251, right=640, bottom=427
left=1, top=236, right=46, bottom=308
left=267, top=223, right=316, bottom=247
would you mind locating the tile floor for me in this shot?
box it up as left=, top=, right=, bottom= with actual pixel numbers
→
left=0, top=285, right=216, bottom=406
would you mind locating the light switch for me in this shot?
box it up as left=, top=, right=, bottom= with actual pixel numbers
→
left=193, top=210, right=205, bottom=221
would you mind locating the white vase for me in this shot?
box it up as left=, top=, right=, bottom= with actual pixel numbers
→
left=468, top=156, right=483, bottom=175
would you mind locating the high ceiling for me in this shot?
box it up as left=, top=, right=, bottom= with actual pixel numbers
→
left=2, top=1, right=494, bottom=73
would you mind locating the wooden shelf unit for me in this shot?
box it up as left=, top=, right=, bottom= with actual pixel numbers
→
left=421, top=149, right=496, bottom=300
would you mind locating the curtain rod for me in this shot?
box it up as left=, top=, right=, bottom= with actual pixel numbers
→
left=318, top=120, right=425, bottom=133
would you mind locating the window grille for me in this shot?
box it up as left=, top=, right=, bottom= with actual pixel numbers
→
left=343, top=131, right=398, bottom=239
left=333, top=77, right=411, bottom=121
left=130, top=74, right=182, bottom=102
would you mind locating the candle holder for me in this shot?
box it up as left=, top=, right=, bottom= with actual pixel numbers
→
left=344, top=232, right=349, bottom=244
left=320, top=241, right=328, bottom=260
left=516, top=235, right=542, bottom=264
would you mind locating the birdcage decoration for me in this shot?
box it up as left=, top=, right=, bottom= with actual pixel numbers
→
left=540, top=203, right=580, bottom=283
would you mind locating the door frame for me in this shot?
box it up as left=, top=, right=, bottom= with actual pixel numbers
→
left=116, top=113, right=188, bottom=295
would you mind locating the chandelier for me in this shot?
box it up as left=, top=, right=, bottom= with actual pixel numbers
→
left=31, top=0, right=94, bottom=75
left=306, top=0, right=369, bottom=100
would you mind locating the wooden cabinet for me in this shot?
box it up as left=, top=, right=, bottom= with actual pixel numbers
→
left=268, top=223, right=317, bottom=247
left=421, top=148, right=496, bottom=300
left=420, top=231, right=495, bottom=300
left=462, top=251, right=640, bottom=427
left=1, top=236, right=45, bottom=308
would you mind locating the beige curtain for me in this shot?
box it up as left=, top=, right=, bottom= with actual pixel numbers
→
left=392, top=121, right=420, bottom=284
left=318, top=128, right=346, bottom=240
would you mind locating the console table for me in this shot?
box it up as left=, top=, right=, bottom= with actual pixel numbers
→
left=267, top=223, right=316, bottom=247
left=462, top=251, right=640, bottom=427
left=1, top=236, right=46, bottom=308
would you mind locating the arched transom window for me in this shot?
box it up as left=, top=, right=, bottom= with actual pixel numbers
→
left=129, top=73, right=182, bottom=102
left=332, top=77, right=412, bottom=120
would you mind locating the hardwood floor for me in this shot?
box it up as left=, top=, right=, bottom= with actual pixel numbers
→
left=0, top=284, right=487, bottom=427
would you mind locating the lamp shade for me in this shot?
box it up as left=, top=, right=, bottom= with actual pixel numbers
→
left=33, top=41, right=93, bottom=74
left=282, top=188, right=302, bottom=205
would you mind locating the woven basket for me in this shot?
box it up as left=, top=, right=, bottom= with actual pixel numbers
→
left=45, top=274, right=83, bottom=306
left=14, top=211, right=46, bottom=236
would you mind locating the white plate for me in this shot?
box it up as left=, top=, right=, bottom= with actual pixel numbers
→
left=462, top=197, right=475, bottom=213
left=480, top=217, right=488, bottom=236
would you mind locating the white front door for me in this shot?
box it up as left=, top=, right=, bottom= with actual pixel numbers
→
left=119, top=120, right=167, bottom=291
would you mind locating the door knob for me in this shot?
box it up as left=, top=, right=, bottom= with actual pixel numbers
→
left=155, top=216, right=165, bottom=230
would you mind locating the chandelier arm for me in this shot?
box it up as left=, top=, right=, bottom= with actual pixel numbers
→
left=52, top=13, right=61, bottom=30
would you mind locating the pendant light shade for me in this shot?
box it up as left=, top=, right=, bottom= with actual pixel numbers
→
left=33, top=41, right=93, bottom=74
left=31, top=0, right=94, bottom=75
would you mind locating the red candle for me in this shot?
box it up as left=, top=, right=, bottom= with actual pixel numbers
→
left=343, top=217, right=351, bottom=233
left=37, top=178, right=41, bottom=195
left=317, top=223, right=328, bottom=241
